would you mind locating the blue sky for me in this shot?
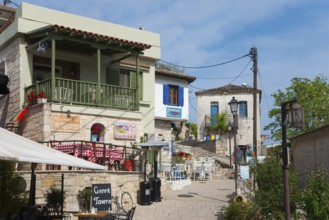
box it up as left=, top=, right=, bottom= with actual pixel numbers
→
left=10, top=0, right=329, bottom=144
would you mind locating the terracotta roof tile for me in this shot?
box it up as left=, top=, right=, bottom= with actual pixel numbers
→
left=51, top=25, right=152, bottom=50
left=195, top=84, right=261, bottom=95
left=155, top=69, right=196, bottom=83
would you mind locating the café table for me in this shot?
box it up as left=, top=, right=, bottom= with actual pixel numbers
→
left=73, top=211, right=109, bottom=220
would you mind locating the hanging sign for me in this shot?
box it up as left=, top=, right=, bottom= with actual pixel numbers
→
left=166, top=107, right=182, bottom=118
left=52, top=114, right=80, bottom=132
left=113, top=122, right=137, bottom=139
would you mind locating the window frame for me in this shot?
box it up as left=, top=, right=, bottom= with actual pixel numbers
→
left=239, top=101, right=248, bottom=118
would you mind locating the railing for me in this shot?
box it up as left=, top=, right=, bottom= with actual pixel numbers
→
left=24, top=78, right=138, bottom=110
left=41, top=140, right=141, bottom=171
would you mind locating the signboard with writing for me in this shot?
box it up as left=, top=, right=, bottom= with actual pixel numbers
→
left=52, top=114, right=80, bottom=132
left=113, top=122, right=136, bottom=140
left=166, top=107, right=182, bottom=118
left=92, top=183, right=112, bottom=212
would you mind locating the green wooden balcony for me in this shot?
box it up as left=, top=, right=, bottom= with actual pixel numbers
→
left=24, top=78, right=138, bottom=111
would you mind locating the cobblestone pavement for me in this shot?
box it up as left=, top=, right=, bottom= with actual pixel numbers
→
left=133, top=178, right=235, bottom=220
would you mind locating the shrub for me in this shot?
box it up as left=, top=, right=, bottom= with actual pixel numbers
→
left=0, top=161, right=28, bottom=219
left=46, top=187, right=65, bottom=216
left=299, top=164, right=329, bottom=219
left=223, top=201, right=259, bottom=220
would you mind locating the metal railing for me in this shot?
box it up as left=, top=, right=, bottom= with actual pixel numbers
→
left=24, top=78, right=138, bottom=110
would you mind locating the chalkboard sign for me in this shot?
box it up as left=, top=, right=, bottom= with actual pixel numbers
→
left=92, top=183, right=112, bottom=212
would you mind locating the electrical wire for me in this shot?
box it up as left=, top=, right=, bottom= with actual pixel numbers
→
left=159, top=53, right=250, bottom=69
left=227, top=60, right=252, bottom=85
left=196, top=72, right=252, bottom=80
left=189, top=99, right=198, bottom=114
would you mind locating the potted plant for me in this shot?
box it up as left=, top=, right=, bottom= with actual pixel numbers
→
left=77, top=187, right=92, bottom=212
left=27, top=90, right=37, bottom=106
left=45, top=187, right=65, bottom=218
left=37, top=91, right=47, bottom=104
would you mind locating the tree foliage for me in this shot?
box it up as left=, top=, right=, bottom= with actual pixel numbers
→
left=264, top=75, right=329, bottom=141
left=299, top=164, right=329, bottom=219
left=0, top=161, right=28, bottom=218
left=210, top=112, right=228, bottom=135
left=186, top=122, right=198, bottom=139
left=253, top=157, right=300, bottom=219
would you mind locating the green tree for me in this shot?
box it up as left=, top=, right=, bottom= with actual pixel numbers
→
left=253, top=156, right=300, bottom=219
left=264, top=75, right=329, bottom=141
left=299, top=164, right=329, bottom=219
left=210, top=112, right=228, bottom=135
left=0, top=161, right=28, bottom=218
left=186, top=122, right=198, bottom=139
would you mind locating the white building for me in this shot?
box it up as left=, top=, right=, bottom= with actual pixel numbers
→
left=154, top=69, right=196, bottom=161
left=195, top=84, right=262, bottom=157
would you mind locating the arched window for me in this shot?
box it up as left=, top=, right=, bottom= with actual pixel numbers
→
left=91, top=123, right=105, bottom=142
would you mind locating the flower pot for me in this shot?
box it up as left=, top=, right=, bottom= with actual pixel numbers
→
left=125, top=159, right=135, bottom=171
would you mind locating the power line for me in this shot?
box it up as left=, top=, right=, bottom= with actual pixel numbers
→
left=159, top=53, right=250, bottom=69
left=227, top=60, right=252, bottom=84
left=196, top=72, right=252, bottom=80
left=189, top=99, right=198, bottom=114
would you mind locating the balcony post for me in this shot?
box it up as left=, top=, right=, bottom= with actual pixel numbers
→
left=51, top=38, right=56, bottom=101
left=136, top=54, right=140, bottom=109
left=97, top=48, right=101, bottom=104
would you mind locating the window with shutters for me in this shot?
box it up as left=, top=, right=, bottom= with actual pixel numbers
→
left=239, top=101, right=248, bottom=118
left=107, top=67, right=143, bottom=100
left=210, top=102, right=219, bottom=126
left=163, top=84, right=184, bottom=106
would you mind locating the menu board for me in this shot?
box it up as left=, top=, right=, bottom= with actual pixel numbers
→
left=92, top=183, right=112, bottom=211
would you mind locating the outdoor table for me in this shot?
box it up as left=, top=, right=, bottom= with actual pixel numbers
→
left=73, top=211, right=109, bottom=220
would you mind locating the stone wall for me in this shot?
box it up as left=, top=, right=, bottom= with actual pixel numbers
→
left=19, top=170, right=168, bottom=212
left=0, top=37, right=23, bottom=128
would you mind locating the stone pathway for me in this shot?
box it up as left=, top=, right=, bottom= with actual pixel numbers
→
left=133, top=178, right=235, bottom=220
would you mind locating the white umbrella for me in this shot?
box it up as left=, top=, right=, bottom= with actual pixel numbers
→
left=0, top=127, right=105, bottom=170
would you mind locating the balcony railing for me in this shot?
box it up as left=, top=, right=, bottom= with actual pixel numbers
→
left=24, top=78, right=138, bottom=111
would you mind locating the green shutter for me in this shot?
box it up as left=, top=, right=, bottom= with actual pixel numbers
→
left=107, top=67, right=120, bottom=85
left=130, top=71, right=143, bottom=100
left=138, top=72, right=143, bottom=100
left=130, top=71, right=136, bottom=89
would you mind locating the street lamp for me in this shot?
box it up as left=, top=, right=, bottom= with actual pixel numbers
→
left=228, top=96, right=239, bottom=194
left=281, top=99, right=304, bottom=220
left=227, top=122, right=233, bottom=168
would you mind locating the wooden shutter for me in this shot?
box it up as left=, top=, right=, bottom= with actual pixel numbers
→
left=163, top=84, right=169, bottom=104
left=138, top=72, right=143, bottom=100
left=178, top=86, right=184, bottom=106
left=130, top=71, right=136, bottom=89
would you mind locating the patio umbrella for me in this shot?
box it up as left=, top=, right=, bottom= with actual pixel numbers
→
left=0, top=127, right=106, bottom=213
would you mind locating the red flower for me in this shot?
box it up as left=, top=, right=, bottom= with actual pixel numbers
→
left=27, top=91, right=37, bottom=106
left=178, top=151, right=185, bottom=157
left=37, top=91, right=47, bottom=98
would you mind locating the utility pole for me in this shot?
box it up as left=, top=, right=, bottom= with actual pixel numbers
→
left=250, top=47, right=258, bottom=159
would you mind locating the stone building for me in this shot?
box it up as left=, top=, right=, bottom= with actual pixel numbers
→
left=195, top=84, right=262, bottom=158
left=154, top=69, right=196, bottom=162
left=290, top=124, right=329, bottom=186
left=0, top=3, right=160, bottom=145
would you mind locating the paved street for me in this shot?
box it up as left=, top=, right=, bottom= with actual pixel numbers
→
left=134, top=178, right=235, bottom=220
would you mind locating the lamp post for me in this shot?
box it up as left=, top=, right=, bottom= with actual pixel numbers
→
left=227, top=122, right=233, bottom=168
left=281, top=99, right=304, bottom=220
left=229, top=96, right=239, bottom=194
